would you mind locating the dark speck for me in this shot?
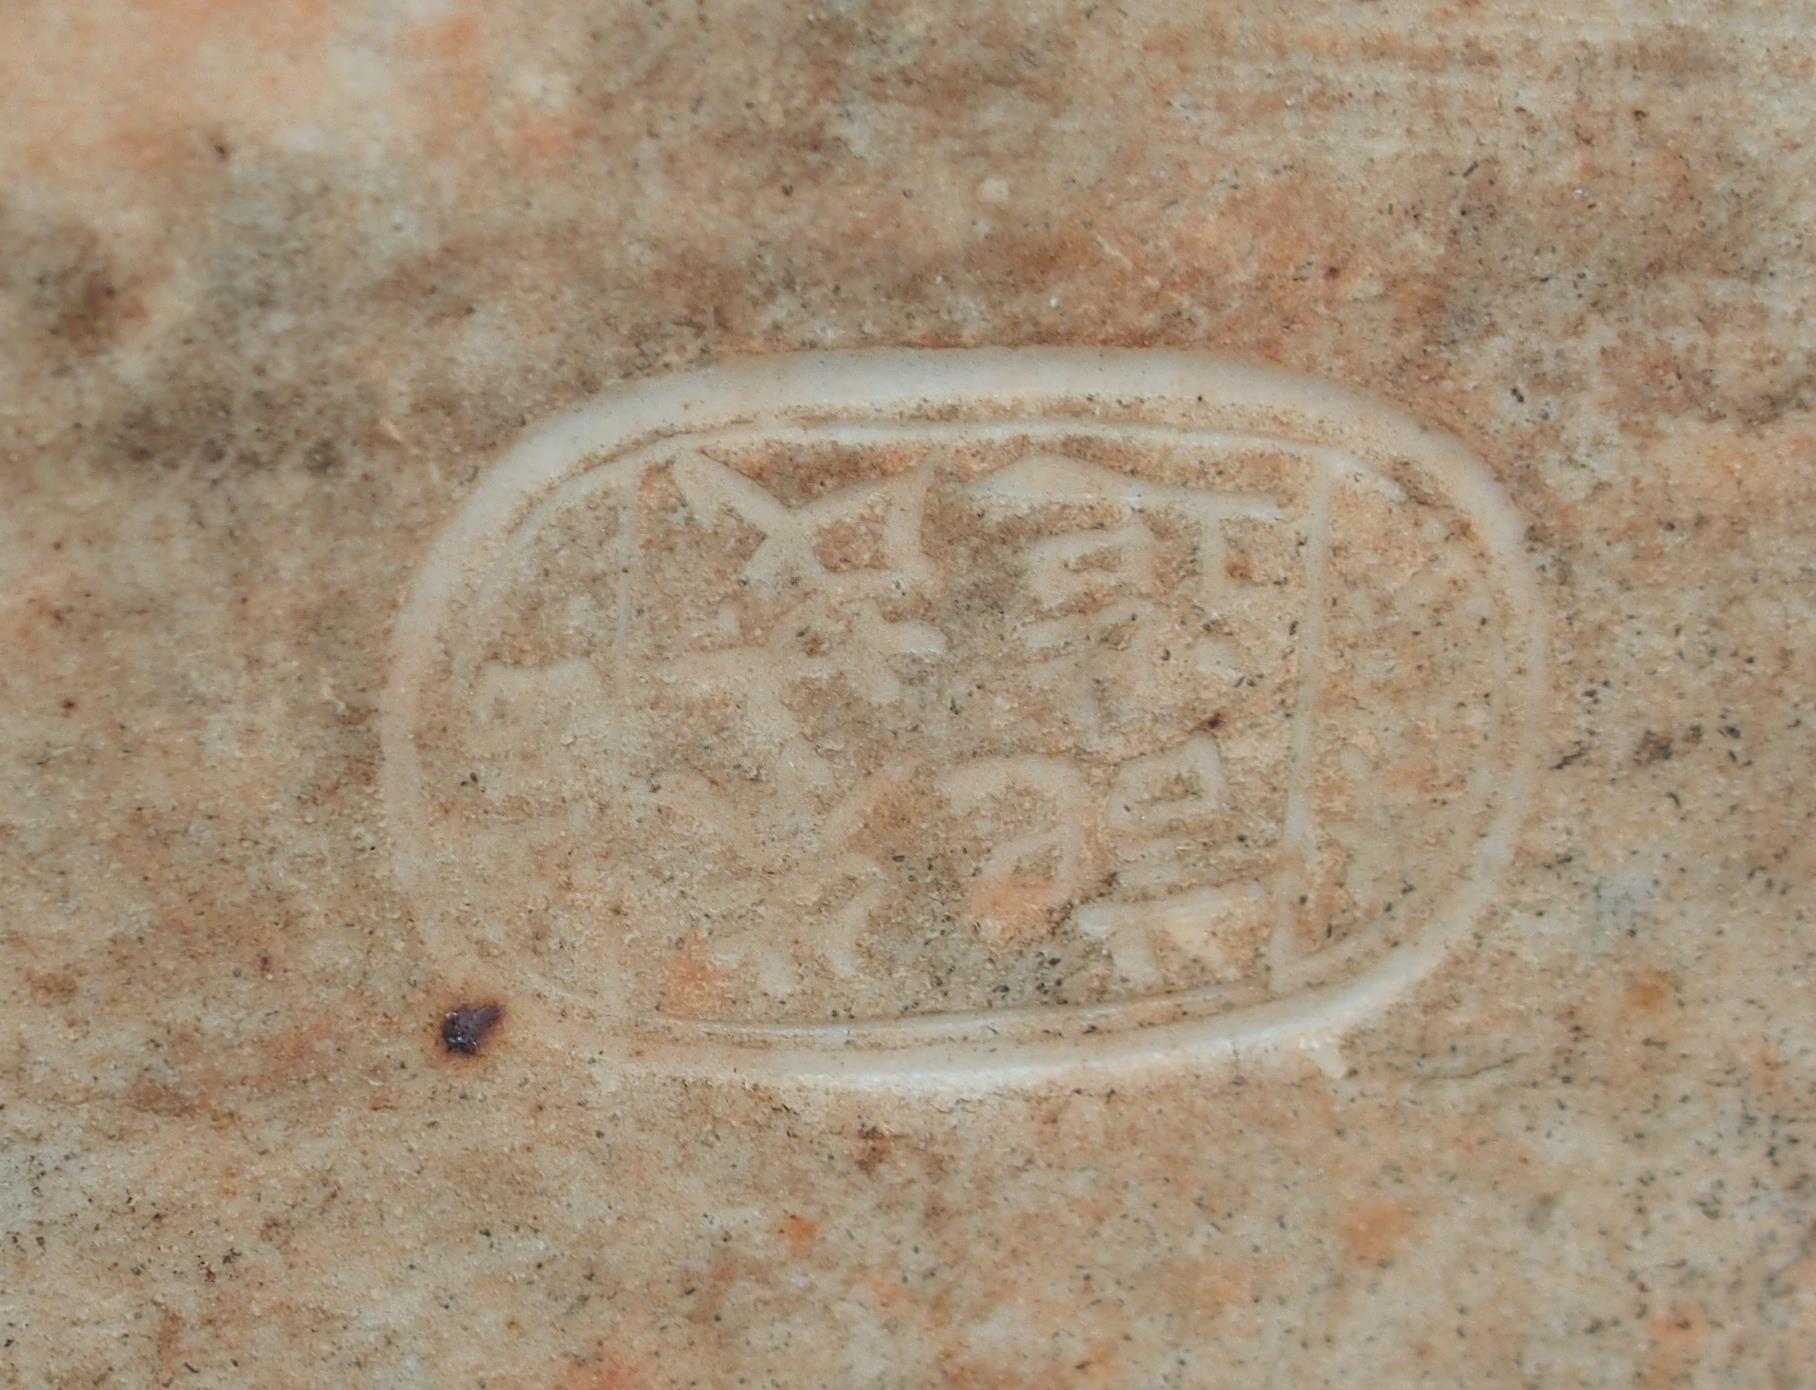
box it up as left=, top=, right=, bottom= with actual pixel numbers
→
left=440, top=1003, right=503, bottom=1056
left=303, top=438, right=342, bottom=475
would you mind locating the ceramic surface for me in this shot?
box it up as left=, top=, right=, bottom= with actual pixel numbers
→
left=2, top=4, right=1812, bottom=1386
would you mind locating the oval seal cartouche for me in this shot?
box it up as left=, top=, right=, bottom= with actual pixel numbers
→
left=381, top=350, right=1545, bottom=1083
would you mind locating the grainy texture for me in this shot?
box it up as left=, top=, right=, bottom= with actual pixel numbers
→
left=2, top=2, right=1813, bottom=1387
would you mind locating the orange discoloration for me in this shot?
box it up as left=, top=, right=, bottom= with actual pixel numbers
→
left=555, top=1363, right=648, bottom=1390
left=1738, top=1037, right=1791, bottom=1102
left=398, top=8, right=504, bottom=154
left=962, top=874, right=1074, bottom=945
left=684, top=1256, right=761, bottom=1328
left=780, top=1213, right=818, bottom=1249
left=660, top=950, right=734, bottom=1018
left=153, top=1305, right=188, bottom=1383
left=0, top=0, right=342, bottom=186
left=246, top=1026, right=338, bottom=1093
left=409, top=11, right=480, bottom=63
left=1624, top=967, right=1675, bottom=1013
left=1191, top=1260, right=1262, bottom=1321
left=23, top=967, right=79, bottom=1006
left=861, top=1268, right=906, bottom=1308
left=516, top=114, right=587, bottom=161
left=1339, top=1201, right=1417, bottom=1265
left=1641, top=1299, right=1711, bottom=1387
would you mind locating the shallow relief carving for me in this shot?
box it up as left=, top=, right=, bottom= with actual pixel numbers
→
left=382, top=352, right=1544, bottom=1081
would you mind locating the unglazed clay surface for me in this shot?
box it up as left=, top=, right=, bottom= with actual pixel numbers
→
left=385, top=353, right=1544, bottom=1078
left=2, top=3, right=1812, bottom=1387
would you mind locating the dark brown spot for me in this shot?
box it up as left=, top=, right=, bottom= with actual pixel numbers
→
left=303, top=438, right=342, bottom=475
left=440, top=1002, right=503, bottom=1055
left=1634, top=729, right=1674, bottom=765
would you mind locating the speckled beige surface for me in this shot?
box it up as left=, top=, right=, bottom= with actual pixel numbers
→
left=3, top=3, right=1814, bottom=1386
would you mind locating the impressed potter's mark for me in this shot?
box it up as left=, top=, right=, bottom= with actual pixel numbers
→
left=381, top=351, right=1545, bottom=1082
